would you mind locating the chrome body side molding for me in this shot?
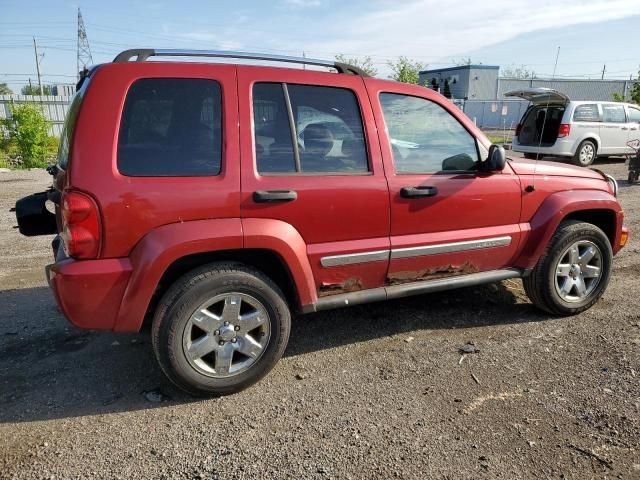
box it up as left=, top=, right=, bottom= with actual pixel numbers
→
left=320, top=250, right=390, bottom=268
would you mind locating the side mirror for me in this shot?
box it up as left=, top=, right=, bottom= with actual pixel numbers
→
left=485, top=144, right=506, bottom=172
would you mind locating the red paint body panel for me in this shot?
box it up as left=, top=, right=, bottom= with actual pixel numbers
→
left=38, top=61, right=626, bottom=332
left=49, top=258, right=132, bottom=330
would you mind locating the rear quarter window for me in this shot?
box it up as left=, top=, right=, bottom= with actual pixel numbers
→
left=117, top=78, right=222, bottom=176
left=57, top=82, right=88, bottom=170
left=572, top=104, right=600, bottom=122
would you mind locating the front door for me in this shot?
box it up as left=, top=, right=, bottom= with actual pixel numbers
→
left=600, top=103, right=629, bottom=156
left=238, top=67, right=390, bottom=297
left=366, top=79, right=523, bottom=284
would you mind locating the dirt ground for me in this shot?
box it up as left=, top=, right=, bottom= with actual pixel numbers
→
left=0, top=156, right=639, bottom=479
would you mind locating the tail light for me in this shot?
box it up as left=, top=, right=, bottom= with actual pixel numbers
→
left=60, top=191, right=101, bottom=259
left=515, top=123, right=522, bottom=137
left=558, top=124, right=571, bottom=138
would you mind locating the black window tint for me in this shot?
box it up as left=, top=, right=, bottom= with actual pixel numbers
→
left=118, top=78, right=222, bottom=176
left=253, top=83, right=369, bottom=174
left=288, top=85, right=368, bottom=173
left=628, top=107, right=640, bottom=123
left=573, top=104, right=600, bottom=122
left=58, top=81, right=88, bottom=169
left=379, top=93, right=478, bottom=174
left=253, top=83, right=296, bottom=173
left=602, top=104, right=626, bottom=124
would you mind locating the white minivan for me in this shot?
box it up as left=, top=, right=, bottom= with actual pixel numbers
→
left=506, top=88, right=640, bottom=166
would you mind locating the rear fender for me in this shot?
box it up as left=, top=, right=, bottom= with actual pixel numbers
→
left=114, top=218, right=243, bottom=332
left=515, top=190, right=623, bottom=269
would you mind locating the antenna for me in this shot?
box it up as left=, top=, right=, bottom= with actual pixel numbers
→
left=531, top=46, right=561, bottom=191
left=77, top=8, right=93, bottom=80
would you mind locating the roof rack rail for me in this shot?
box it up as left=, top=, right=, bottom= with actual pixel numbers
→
left=113, top=49, right=368, bottom=76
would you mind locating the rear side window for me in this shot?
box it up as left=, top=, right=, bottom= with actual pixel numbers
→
left=572, top=104, right=600, bottom=122
left=601, top=104, right=626, bottom=124
left=253, top=83, right=369, bottom=174
left=118, top=78, right=222, bottom=176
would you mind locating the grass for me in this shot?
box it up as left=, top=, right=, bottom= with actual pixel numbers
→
left=485, top=135, right=510, bottom=145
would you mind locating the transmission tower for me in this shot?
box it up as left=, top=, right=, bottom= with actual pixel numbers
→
left=77, top=8, right=93, bottom=80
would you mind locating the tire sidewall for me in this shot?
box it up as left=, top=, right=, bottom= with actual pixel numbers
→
left=155, top=268, right=290, bottom=395
left=541, top=223, right=612, bottom=313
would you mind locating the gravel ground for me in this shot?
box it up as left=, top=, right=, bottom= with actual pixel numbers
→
left=1, top=157, right=639, bottom=479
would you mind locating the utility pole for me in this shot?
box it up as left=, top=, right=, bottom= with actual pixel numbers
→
left=601, top=64, right=606, bottom=80
left=33, top=37, right=43, bottom=96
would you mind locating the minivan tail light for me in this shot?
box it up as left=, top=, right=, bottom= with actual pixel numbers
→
left=60, top=191, right=101, bottom=259
left=558, top=124, right=571, bottom=138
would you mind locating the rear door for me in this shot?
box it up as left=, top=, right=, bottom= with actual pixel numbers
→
left=238, top=67, right=390, bottom=296
left=600, top=103, right=629, bottom=155
left=367, top=79, right=523, bottom=282
left=625, top=104, right=640, bottom=152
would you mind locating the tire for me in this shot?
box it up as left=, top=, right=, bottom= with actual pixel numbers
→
left=523, top=220, right=612, bottom=315
left=524, top=153, right=540, bottom=160
left=152, top=262, right=291, bottom=396
left=572, top=140, right=597, bottom=167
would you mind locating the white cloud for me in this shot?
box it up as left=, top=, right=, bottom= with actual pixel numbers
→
left=298, top=0, right=640, bottom=64
left=284, top=0, right=323, bottom=7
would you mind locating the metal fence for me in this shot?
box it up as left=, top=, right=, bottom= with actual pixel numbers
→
left=0, top=95, right=72, bottom=136
left=459, top=99, right=529, bottom=129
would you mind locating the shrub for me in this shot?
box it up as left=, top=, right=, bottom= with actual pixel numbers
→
left=1, top=103, right=51, bottom=168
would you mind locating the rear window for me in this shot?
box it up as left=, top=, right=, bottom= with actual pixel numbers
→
left=572, top=104, right=600, bottom=122
left=57, top=81, right=88, bottom=170
left=118, top=78, right=222, bottom=176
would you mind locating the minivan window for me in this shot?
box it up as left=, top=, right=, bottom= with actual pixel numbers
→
left=628, top=107, right=640, bottom=123
left=379, top=93, right=478, bottom=173
left=573, top=104, right=600, bottom=122
left=253, top=83, right=369, bottom=174
left=118, top=78, right=222, bottom=177
left=602, top=104, right=626, bottom=123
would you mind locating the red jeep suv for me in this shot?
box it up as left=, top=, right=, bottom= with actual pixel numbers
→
left=15, top=49, right=628, bottom=396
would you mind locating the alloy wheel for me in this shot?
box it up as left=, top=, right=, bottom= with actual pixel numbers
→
left=554, top=240, right=603, bottom=303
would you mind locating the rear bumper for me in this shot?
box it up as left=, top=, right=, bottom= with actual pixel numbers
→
left=512, top=138, right=576, bottom=157
left=47, top=256, right=132, bottom=330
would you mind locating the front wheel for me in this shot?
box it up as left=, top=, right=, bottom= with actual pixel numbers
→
left=523, top=221, right=612, bottom=315
left=152, top=262, right=291, bottom=396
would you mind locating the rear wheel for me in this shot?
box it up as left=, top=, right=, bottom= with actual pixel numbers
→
left=523, top=221, right=612, bottom=315
left=572, top=140, right=597, bottom=167
left=152, top=262, right=291, bottom=396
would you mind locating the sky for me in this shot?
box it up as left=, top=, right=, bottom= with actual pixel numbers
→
left=1, top=0, right=640, bottom=92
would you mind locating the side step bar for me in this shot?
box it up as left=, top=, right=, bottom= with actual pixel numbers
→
left=304, top=269, right=524, bottom=313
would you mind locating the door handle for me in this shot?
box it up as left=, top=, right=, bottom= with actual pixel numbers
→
left=400, top=186, right=438, bottom=198
left=621, top=127, right=629, bottom=130
left=253, top=190, right=298, bottom=203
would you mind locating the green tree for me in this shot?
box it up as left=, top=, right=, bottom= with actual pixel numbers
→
left=631, top=71, right=640, bottom=105
left=443, top=79, right=452, bottom=98
left=388, top=56, right=425, bottom=84
left=0, top=83, right=12, bottom=95
left=20, top=84, right=53, bottom=96
left=335, top=54, right=378, bottom=77
left=1, top=103, right=51, bottom=168
left=612, top=92, right=625, bottom=102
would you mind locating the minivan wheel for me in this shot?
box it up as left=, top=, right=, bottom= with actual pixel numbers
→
left=573, top=140, right=596, bottom=167
left=523, top=220, right=612, bottom=315
left=152, top=262, right=291, bottom=396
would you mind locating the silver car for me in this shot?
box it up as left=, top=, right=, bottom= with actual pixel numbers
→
left=506, top=88, right=640, bottom=166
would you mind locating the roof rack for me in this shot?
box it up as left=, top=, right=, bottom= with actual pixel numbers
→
left=113, top=49, right=368, bottom=76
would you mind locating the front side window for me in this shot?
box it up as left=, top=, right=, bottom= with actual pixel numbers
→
left=379, top=93, right=478, bottom=174
left=601, top=104, right=627, bottom=124
left=253, top=83, right=369, bottom=174
left=573, top=104, right=600, bottom=122
left=628, top=107, right=640, bottom=123
left=118, top=78, right=222, bottom=176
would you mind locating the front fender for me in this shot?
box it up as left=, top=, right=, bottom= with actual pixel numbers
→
left=515, top=190, right=623, bottom=269
left=114, top=218, right=243, bottom=332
